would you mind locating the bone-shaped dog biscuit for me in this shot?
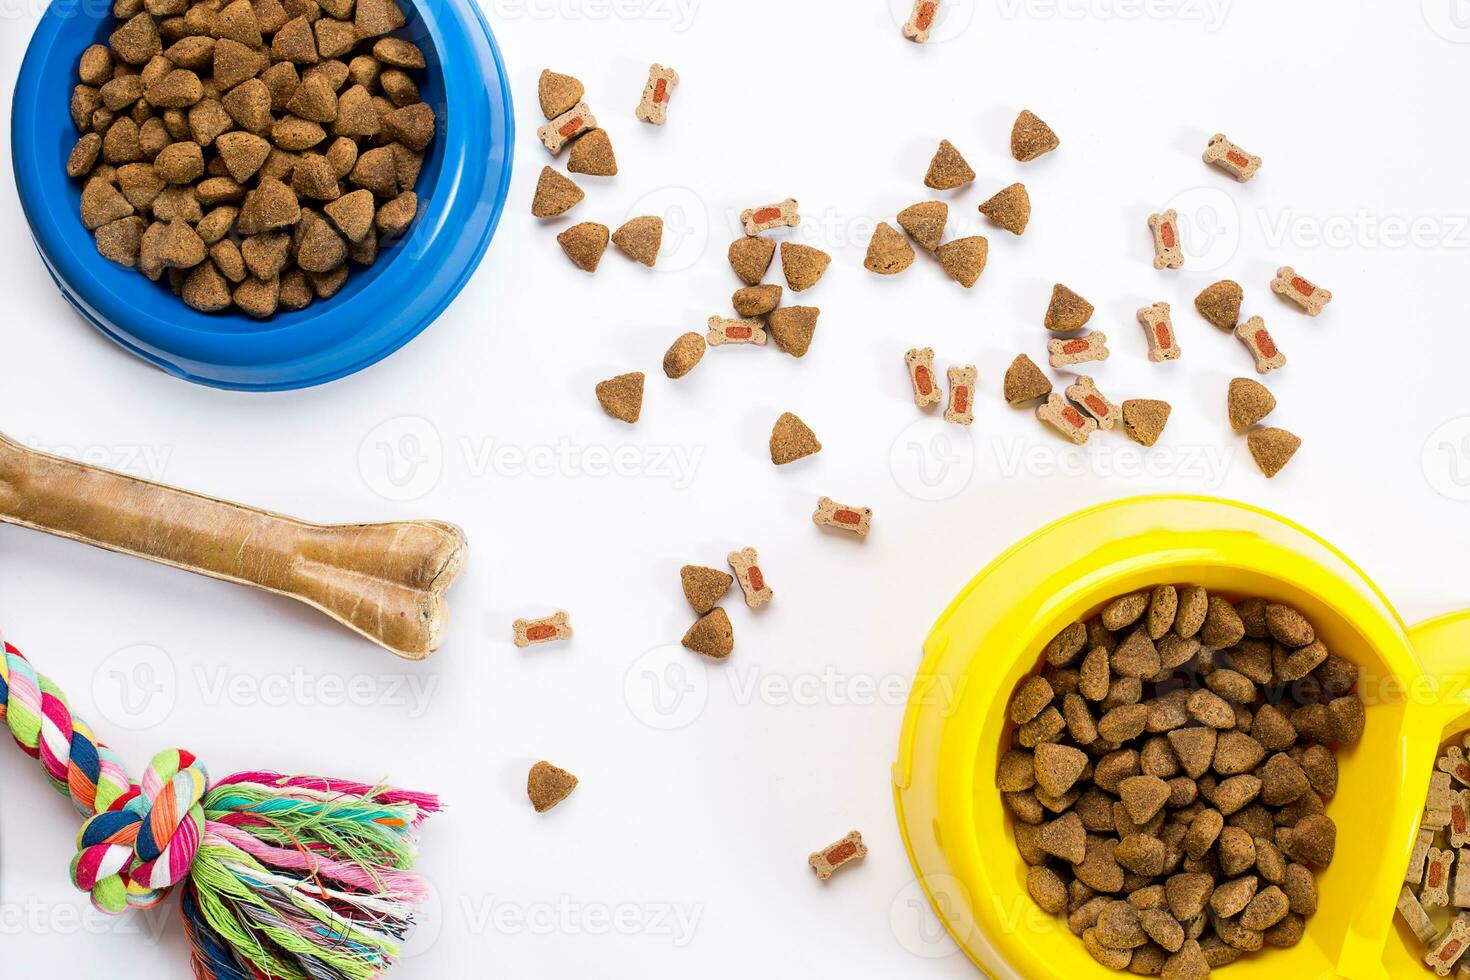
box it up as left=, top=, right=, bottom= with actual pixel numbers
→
left=1427, top=848, right=1455, bottom=908
left=903, top=0, right=941, bottom=42
left=813, top=497, right=872, bottom=537
left=1454, top=791, right=1470, bottom=850
left=537, top=103, right=596, bottom=155
left=1048, top=330, right=1109, bottom=368
left=1444, top=750, right=1470, bottom=788
left=944, top=364, right=977, bottom=425
left=1137, top=302, right=1181, bottom=362
left=1203, top=133, right=1261, bottom=182
left=1412, top=828, right=1439, bottom=883
left=740, top=198, right=799, bottom=236
left=1401, top=885, right=1439, bottom=945
left=1427, top=916, right=1470, bottom=975
left=635, top=64, right=678, bottom=125
left=1235, top=316, right=1285, bottom=373
left=707, top=315, right=767, bottom=346
left=727, top=547, right=773, bottom=608
left=1148, top=209, right=1183, bottom=269
left=513, top=610, right=572, bottom=648
left=905, top=347, right=942, bottom=407
left=809, top=830, right=867, bottom=880
left=1272, top=265, right=1332, bottom=316
left=1066, top=376, right=1120, bottom=431
left=1038, top=393, right=1098, bottom=445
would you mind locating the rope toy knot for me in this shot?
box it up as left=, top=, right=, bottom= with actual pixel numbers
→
left=71, top=749, right=209, bottom=913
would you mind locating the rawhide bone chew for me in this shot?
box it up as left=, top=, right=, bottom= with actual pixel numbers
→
left=727, top=547, right=773, bottom=608
left=1047, top=330, right=1109, bottom=368
left=741, top=198, right=800, bottom=236
left=808, top=830, right=867, bottom=880
left=1236, top=315, right=1286, bottom=373
left=813, top=497, right=872, bottom=537
left=0, top=636, right=438, bottom=979
left=1271, top=265, right=1333, bottom=316
left=707, top=315, right=767, bottom=346
left=513, top=610, right=573, bottom=648
left=1137, top=302, right=1181, bottom=361
left=1147, top=209, right=1183, bottom=269
left=636, top=64, right=678, bottom=125
left=0, top=432, right=464, bottom=660
left=905, top=347, right=942, bottom=407
left=1203, top=133, right=1262, bottom=182
left=902, top=0, right=940, bottom=42
left=945, top=364, right=977, bottom=425
left=537, top=102, right=596, bottom=154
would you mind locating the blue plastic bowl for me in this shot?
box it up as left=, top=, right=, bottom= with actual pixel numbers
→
left=12, top=0, right=513, bottom=391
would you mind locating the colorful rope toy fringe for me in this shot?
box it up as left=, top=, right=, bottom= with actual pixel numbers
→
left=0, top=638, right=439, bottom=979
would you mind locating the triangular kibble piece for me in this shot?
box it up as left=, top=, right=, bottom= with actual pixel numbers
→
left=538, top=69, right=584, bottom=119
left=557, top=221, right=609, bottom=272
left=611, top=215, right=662, bottom=266
left=531, top=167, right=582, bottom=217
left=1122, top=399, right=1171, bottom=447
left=324, top=188, right=376, bottom=242
left=979, top=182, right=1031, bottom=235
left=682, top=607, right=733, bottom=659
left=527, top=760, right=578, bottom=812
left=1248, top=427, right=1300, bottom=478
left=924, top=139, right=975, bottom=190
left=680, top=565, right=732, bottom=614
left=864, top=221, right=915, bottom=275
left=935, top=236, right=988, bottom=287
left=1227, top=378, right=1276, bottom=430
left=1195, top=280, right=1243, bottom=330
left=595, top=371, right=644, bottom=423
left=1011, top=109, right=1059, bottom=162
left=1044, top=283, right=1093, bottom=331
left=767, top=306, right=819, bottom=358
left=214, top=131, right=271, bottom=183
left=897, top=201, right=947, bottom=252
left=1004, top=354, right=1051, bottom=405
left=769, top=412, right=821, bottom=465
left=780, top=242, right=830, bottom=292
left=728, top=235, right=776, bottom=285
left=271, top=16, right=319, bottom=65
left=567, top=128, right=617, bottom=176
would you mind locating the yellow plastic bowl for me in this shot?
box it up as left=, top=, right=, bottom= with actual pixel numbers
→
left=894, top=495, right=1470, bottom=980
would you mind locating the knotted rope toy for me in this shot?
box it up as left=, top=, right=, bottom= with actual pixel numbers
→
left=0, top=637, right=439, bottom=979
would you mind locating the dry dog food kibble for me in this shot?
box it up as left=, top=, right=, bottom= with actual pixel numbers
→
left=538, top=69, right=584, bottom=118
left=1271, top=266, right=1332, bottom=316
left=902, top=0, right=941, bottom=42
left=732, top=284, right=782, bottom=317
left=768, top=306, right=820, bottom=357
left=1195, top=280, right=1243, bottom=331
left=1011, top=109, right=1060, bottom=162
left=1066, top=376, right=1120, bottom=430
left=1236, top=316, right=1286, bottom=374
left=681, top=565, right=732, bottom=614
left=595, top=371, right=644, bottom=423
left=567, top=128, right=617, bottom=176
left=1122, top=399, right=1171, bottom=447
left=865, top=221, right=916, bottom=274
left=780, top=242, right=831, bottom=292
left=1037, top=392, right=1097, bottom=445
left=663, top=332, right=706, bottom=379
left=945, top=365, right=977, bottom=426
left=635, top=63, right=678, bottom=125
left=708, top=315, right=767, bottom=346
left=1005, top=353, right=1053, bottom=405
left=1390, top=736, right=1470, bottom=968
left=924, top=139, right=975, bottom=190
left=1247, top=428, right=1300, bottom=478
left=557, top=222, right=610, bottom=272
left=728, top=235, right=777, bottom=285
left=897, top=201, right=947, bottom=251
left=531, top=167, right=583, bottom=218
left=611, top=216, right=663, bottom=266
left=906, top=347, right=943, bottom=407
left=1125, top=304, right=1180, bottom=366
left=979, top=183, right=1031, bottom=235
left=1045, top=284, right=1095, bottom=332
left=769, top=412, right=821, bottom=465
left=513, top=610, right=573, bottom=648
left=682, top=607, right=734, bottom=659
left=1148, top=209, right=1184, bottom=269
left=935, top=236, right=989, bottom=287
left=809, top=830, right=867, bottom=880
left=727, top=547, right=773, bottom=608
left=1008, top=589, right=1358, bottom=976
left=537, top=102, right=595, bottom=154
left=527, top=760, right=578, bottom=812
left=813, top=497, right=872, bottom=537
left=741, top=198, right=800, bottom=236
left=1048, top=331, right=1110, bottom=368
left=1227, top=378, right=1276, bottom=431
left=1203, top=133, right=1262, bottom=182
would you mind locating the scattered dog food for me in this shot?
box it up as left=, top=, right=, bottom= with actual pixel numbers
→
left=708, top=315, right=767, bottom=346
left=813, top=497, right=872, bottom=537
left=1137, top=302, right=1182, bottom=361
left=727, top=547, right=773, bottom=608
left=681, top=565, right=732, bottom=614
left=1008, top=588, right=1358, bottom=974
left=866, top=221, right=916, bottom=274
left=906, top=347, right=943, bottom=407
left=1271, top=266, right=1332, bottom=316
left=568, top=128, right=617, bottom=176
left=1203, top=133, right=1262, bottom=182
left=1045, top=284, right=1095, bottom=332
left=1048, top=331, right=1110, bottom=368
left=924, top=139, right=975, bottom=190
left=729, top=235, right=777, bottom=285
left=531, top=167, right=583, bottom=218
left=809, top=830, right=867, bottom=880
left=663, top=332, right=706, bottom=379
left=902, top=0, right=940, bottom=42
left=538, top=69, right=584, bottom=119
left=1122, top=399, right=1171, bottom=447
left=611, top=215, right=663, bottom=266
left=741, top=198, right=800, bottom=236
left=595, top=371, right=644, bottom=423
left=980, top=183, right=1031, bottom=235
left=770, top=412, right=822, bottom=465
left=1037, top=392, right=1097, bottom=444
left=945, top=365, right=977, bottom=425
left=527, top=760, right=578, bottom=812
left=1195, top=280, right=1243, bottom=330
left=768, top=306, right=819, bottom=357
left=733, top=284, right=783, bottom=316
left=538, top=102, right=595, bottom=154
left=1246, top=427, right=1300, bottom=478
left=1227, top=378, right=1275, bottom=430
left=1148, top=209, right=1183, bottom=269
left=1004, top=354, right=1052, bottom=405
left=513, top=611, right=573, bottom=648
left=781, top=242, right=831, bottom=292
left=635, top=63, right=678, bottom=125
left=897, top=201, right=947, bottom=251
left=682, top=607, right=734, bottom=658
left=935, top=236, right=988, bottom=287
left=1236, top=316, right=1286, bottom=373
left=1066, top=376, right=1120, bottom=430
left=557, top=222, right=611, bottom=272
left=1011, top=109, right=1059, bottom=162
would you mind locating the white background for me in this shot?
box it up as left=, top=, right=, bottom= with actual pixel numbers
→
left=2, top=0, right=1469, bottom=976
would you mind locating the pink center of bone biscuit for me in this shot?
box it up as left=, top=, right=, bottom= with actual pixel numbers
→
left=1291, top=276, right=1314, bottom=297
left=915, top=365, right=933, bottom=396
left=653, top=78, right=668, bottom=103
left=1062, top=339, right=1089, bottom=355
left=747, top=566, right=765, bottom=592
left=751, top=207, right=782, bottom=224
left=1084, top=395, right=1108, bottom=417
left=1442, top=939, right=1463, bottom=961
left=1226, top=149, right=1249, bottom=168
left=1254, top=329, right=1278, bottom=359
left=1455, top=807, right=1466, bottom=835
left=1431, top=864, right=1446, bottom=888
left=1458, top=764, right=1470, bottom=783
left=826, top=841, right=857, bottom=864
left=916, top=2, right=936, bottom=29
left=953, top=386, right=969, bottom=414
left=1155, top=323, right=1172, bottom=348
left=727, top=325, right=752, bottom=340
left=1062, top=406, right=1086, bottom=429
left=526, top=624, right=557, bottom=641
left=834, top=509, right=861, bottom=526
left=1160, top=222, right=1176, bottom=249
left=558, top=117, right=583, bottom=138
